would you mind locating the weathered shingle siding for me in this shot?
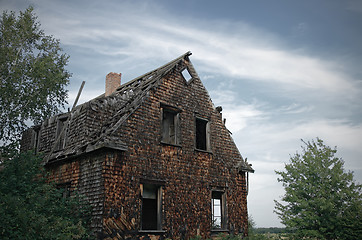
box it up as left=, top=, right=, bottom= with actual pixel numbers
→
left=101, top=59, right=249, bottom=239
left=78, top=151, right=105, bottom=235
left=46, top=151, right=105, bottom=236
left=37, top=116, right=58, bottom=154
left=64, top=105, right=88, bottom=149
left=20, top=128, right=35, bottom=152
left=20, top=54, right=251, bottom=239
left=20, top=103, right=103, bottom=156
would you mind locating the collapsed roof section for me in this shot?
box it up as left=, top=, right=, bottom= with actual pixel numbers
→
left=47, top=52, right=194, bottom=162
left=43, top=51, right=254, bottom=172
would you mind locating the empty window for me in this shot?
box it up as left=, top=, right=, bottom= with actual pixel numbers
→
left=196, top=117, right=210, bottom=151
left=55, top=116, right=68, bottom=151
left=31, top=126, right=40, bottom=152
left=141, top=184, right=162, bottom=230
left=212, top=191, right=226, bottom=229
left=161, top=108, right=180, bottom=145
left=181, top=68, right=192, bottom=82
left=57, top=183, right=71, bottom=198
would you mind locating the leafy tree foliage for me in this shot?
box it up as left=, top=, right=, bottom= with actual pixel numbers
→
left=0, top=6, right=70, bottom=145
left=275, top=138, right=362, bottom=240
left=0, top=7, right=92, bottom=239
left=0, top=151, right=92, bottom=240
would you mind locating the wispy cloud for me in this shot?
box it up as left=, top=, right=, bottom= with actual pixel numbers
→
left=44, top=0, right=360, bottom=178
left=4, top=0, right=361, bottom=228
left=278, top=103, right=314, bottom=115
left=232, top=117, right=362, bottom=172
left=30, top=0, right=359, bottom=98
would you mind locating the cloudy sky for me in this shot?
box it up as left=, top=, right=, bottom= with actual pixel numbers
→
left=2, top=0, right=362, bottom=227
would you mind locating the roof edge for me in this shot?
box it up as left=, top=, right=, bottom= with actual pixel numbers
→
left=114, top=51, right=192, bottom=93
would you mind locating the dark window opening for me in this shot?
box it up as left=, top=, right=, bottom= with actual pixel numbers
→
left=212, top=191, right=226, bottom=229
left=196, top=118, right=208, bottom=150
left=57, top=183, right=71, bottom=198
left=141, top=184, right=162, bottom=230
left=33, top=129, right=39, bottom=152
left=31, top=126, right=40, bottom=153
left=161, top=108, right=180, bottom=145
left=55, top=117, right=68, bottom=151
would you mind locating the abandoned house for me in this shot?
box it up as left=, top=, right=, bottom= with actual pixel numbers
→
left=21, top=52, right=254, bottom=239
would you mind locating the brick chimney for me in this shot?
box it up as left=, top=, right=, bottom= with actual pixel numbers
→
left=105, top=72, right=121, bottom=97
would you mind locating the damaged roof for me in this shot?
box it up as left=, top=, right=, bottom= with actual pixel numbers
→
left=47, top=52, right=193, bottom=162
left=45, top=51, right=254, bottom=173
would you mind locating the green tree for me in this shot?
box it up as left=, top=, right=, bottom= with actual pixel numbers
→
left=0, top=6, right=70, bottom=145
left=275, top=138, right=362, bottom=240
left=0, top=151, right=92, bottom=240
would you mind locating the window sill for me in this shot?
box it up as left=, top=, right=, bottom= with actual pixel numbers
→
left=138, top=230, right=166, bottom=234
left=160, top=142, right=182, bottom=148
left=195, top=148, right=213, bottom=154
left=211, top=229, right=229, bottom=234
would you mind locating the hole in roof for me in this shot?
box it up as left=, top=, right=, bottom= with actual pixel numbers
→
left=181, top=68, right=192, bottom=82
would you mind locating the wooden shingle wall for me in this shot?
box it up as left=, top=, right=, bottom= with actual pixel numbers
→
left=101, top=58, right=249, bottom=239
left=20, top=55, right=250, bottom=239
left=46, top=151, right=106, bottom=236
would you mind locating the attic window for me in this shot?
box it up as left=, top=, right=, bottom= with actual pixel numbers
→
left=31, top=126, right=40, bottom=152
left=161, top=105, right=181, bottom=146
left=195, top=117, right=210, bottom=151
left=181, top=68, right=192, bottom=81
left=55, top=116, right=68, bottom=151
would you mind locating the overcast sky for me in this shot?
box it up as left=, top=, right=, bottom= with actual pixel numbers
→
left=2, top=0, right=362, bottom=227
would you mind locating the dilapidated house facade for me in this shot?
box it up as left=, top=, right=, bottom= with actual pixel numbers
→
left=21, top=52, right=254, bottom=239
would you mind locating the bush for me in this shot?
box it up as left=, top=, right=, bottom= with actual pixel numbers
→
left=0, top=151, right=93, bottom=239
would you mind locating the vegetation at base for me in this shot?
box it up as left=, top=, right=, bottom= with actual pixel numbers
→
left=253, top=227, right=290, bottom=234
left=189, top=232, right=286, bottom=240
left=189, top=233, right=244, bottom=240
left=0, top=151, right=93, bottom=240
left=187, top=217, right=290, bottom=240
left=246, top=215, right=286, bottom=240
left=275, top=138, right=362, bottom=240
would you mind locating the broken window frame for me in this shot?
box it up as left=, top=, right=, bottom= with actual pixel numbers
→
left=31, top=125, right=41, bottom=153
left=195, top=116, right=210, bottom=151
left=55, top=115, right=68, bottom=151
left=211, top=191, right=227, bottom=230
left=56, top=182, right=71, bottom=198
left=140, top=183, right=163, bottom=231
left=160, top=104, right=181, bottom=146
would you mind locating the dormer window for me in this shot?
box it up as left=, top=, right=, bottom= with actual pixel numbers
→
left=55, top=116, right=68, bottom=151
left=31, top=126, right=40, bottom=152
